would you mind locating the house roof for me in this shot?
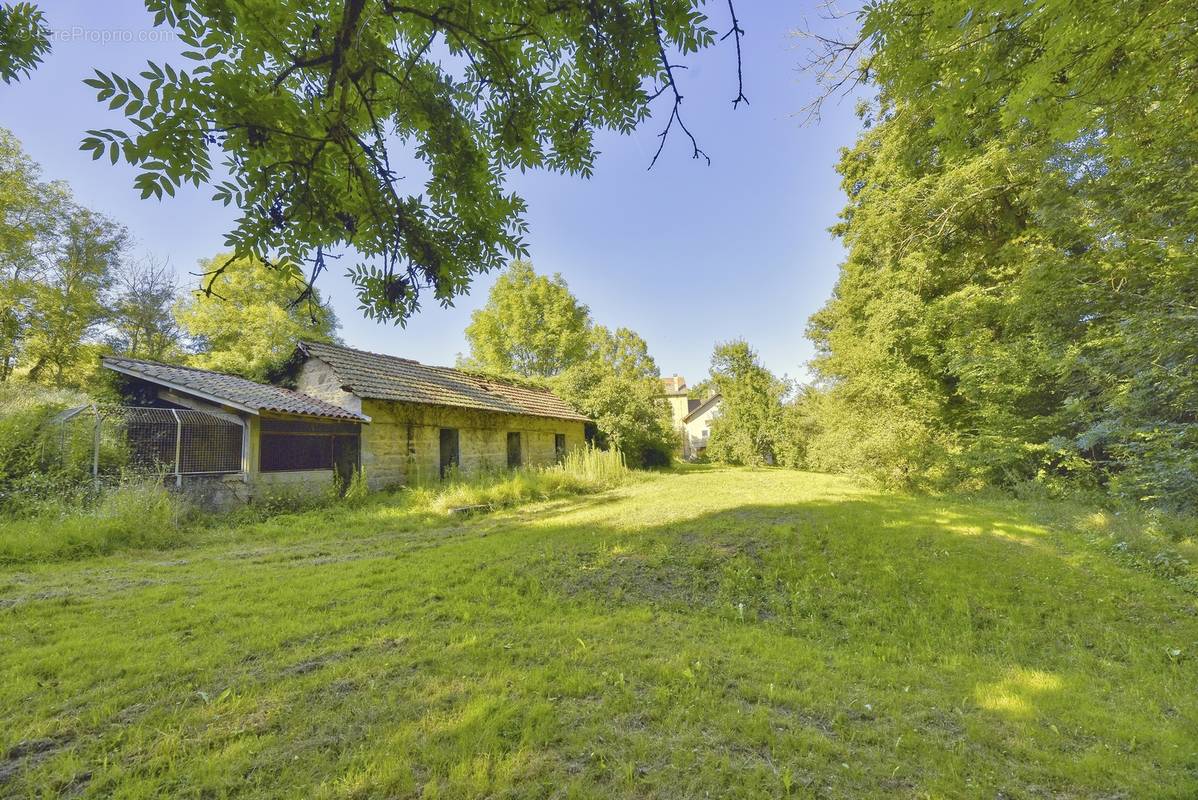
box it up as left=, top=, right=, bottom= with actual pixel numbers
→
left=102, top=357, right=369, bottom=422
left=298, top=341, right=589, bottom=423
left=683, top=393, right=722, bottom=424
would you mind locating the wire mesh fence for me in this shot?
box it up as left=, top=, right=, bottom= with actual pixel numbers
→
left=50, top=405, right=244, bottom=482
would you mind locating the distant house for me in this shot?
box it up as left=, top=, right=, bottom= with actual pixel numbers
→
left=100, top=342, right=587, bottom=501
left=661, top=374, right=721, bottom=459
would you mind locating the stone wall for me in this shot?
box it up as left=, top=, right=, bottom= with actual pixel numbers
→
left=359, top=399, right=586, bottom=489
left=295, top=357, right=364, bottom=417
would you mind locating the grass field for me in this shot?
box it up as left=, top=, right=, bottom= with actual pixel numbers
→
left=2, top=468, right=1196, bottom=798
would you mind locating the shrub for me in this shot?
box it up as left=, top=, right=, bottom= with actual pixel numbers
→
left=0, top=383, right=94, bottom=514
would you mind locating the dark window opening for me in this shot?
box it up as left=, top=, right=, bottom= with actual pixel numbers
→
left=258, top=420, right=360, bottom=474
left=554, top=433, right=566, bottom=461
left=507, top=432, right=522, bottom=468
left=439, top=428, right=460, bottom=478
left=260, top=434, right=331, bottom=472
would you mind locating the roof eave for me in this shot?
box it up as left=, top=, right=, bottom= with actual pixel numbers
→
left=682, top=394, right=721, bottom=424
left=102, top=359, right=261, bottom=416
left=103, top=358, right=370, bottom=423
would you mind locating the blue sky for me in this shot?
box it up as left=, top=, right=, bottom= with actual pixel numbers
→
left=0, top=2, right=862, bottom=385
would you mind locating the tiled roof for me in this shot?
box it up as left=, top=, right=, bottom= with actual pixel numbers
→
left=102, top=357, right=369, bottom=422
left=683, top=393, right=721, bottom=424
left=298, top=341, right=589, bottom=422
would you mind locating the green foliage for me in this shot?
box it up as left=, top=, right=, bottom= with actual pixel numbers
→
left=465, top=261, right=674, bottom=467
left=430, top=444, right=629, bottom=512
left=555, top=326, right=676, bottom=468
left=2, top=128, right=166, bottom=388
left=22, top=207, right=128, bottom=387
left=804, top=0, right=1198, bottom=508
left=174, top=253, right=339, bottom=381
left=341, top=467, right=370, bottom=507
left=1, top=128, right=69, bottom=382
left=107, top=255, right=183, bottom=361
left=556, top=363, right=676, bottom=469
left=703, top=340, right=790, bottom=467
left=0, top=382, right=93, bottom=515
left=589, top=324, right=660, bottom=383
left=0, top=473, right=188, bottom=563
left=75, top=1, right=742, bottom=323
left=464, top=260, right=591, bottom=378
left=0, top=2, right=49, bottom=83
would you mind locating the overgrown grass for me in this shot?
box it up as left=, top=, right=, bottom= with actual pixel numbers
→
left=1, top=468, right=1196, bottom=798
left=0, top=475, right=191, bottom=564
left=0, top=446, right=631, bottom=564
left=427, top=445, right=629, bottom=512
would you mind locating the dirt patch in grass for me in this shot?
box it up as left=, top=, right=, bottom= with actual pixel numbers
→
left=0, top=734, right=72, bottom=786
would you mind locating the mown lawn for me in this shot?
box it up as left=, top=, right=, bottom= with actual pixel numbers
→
left=1, top=468, right=1196, bottom=798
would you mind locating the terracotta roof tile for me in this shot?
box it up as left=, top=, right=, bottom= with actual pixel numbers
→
left=102, top=357, right=368, bottom=422
left=299, top=341, right=589, bottom=422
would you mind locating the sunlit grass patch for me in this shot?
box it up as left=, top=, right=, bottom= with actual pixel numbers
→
left=975, top=668, right=1064, bottom=718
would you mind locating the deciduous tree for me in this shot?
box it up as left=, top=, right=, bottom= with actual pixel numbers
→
left=23, top=206, right=128, bottom=387
left=555, top=325, right=675, bottom=467
left=108, top=255, right=183, bottom=362
left=174, top=254, right=339, bottom=381
left=464, top=260, right=591, bottom=378
left=703, top=339, right=788, bottom=467
left=803, top=0, right=1198, bottom=506
left=0, top=127, right=61, bottom=381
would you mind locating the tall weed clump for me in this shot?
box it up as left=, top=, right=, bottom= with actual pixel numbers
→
left=0, top=384, right=95, bottom=516
left=430, top=445, right=629, bottom=512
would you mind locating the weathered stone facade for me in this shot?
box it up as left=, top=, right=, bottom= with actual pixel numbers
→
left=357, top=399, right=585, bottom=488
left=296, top=356, right=586, bottom=489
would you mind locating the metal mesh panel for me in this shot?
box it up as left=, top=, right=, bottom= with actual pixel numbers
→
left=177, top=409, right=243, bottom=473
left=53, top=405, right=244, bottom=479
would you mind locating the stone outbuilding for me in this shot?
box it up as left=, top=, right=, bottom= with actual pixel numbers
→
left=102, top=356, right=370, bottom=504
left=293, top=341, right=588, bottom=489
left=100, top=342, right=588, bottom=500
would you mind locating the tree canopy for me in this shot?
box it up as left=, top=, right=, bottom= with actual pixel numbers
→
left=556, top=324, right=675, bottom=467
left=0, top=2, right=49, bottom=84
left=107, top=256, right=183, bottom=362
left=802, top=0, right=1198, bottom=506
left=1, top=129, right=137, bottom=387
left=463, top=259, right=674, bottom=466
left=702, top=339, right=789, bottom=467
left=26, top=0, right=751, bottom=324
left=464, top=260, right=591, bottom=379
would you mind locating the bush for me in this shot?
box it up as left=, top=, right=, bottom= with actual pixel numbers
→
left=0, top=383, right=94, bottom=514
